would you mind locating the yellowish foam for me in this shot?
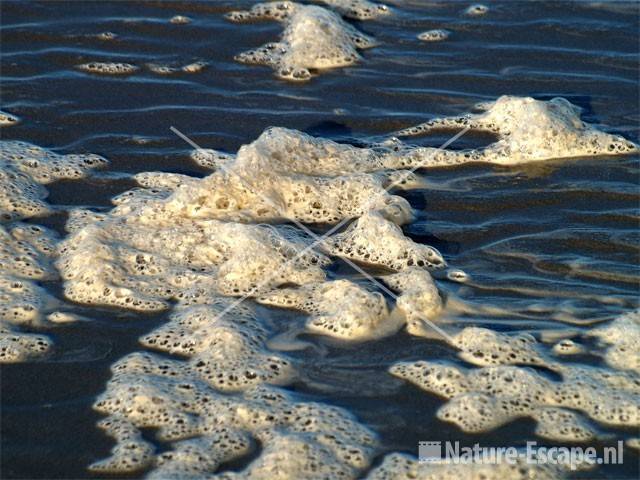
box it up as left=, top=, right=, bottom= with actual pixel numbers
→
left=0, top=142, right=107, bottom=362
left=0, top=110, right=20, bottom=126
left=391, top=321, right=640, bottom=443
left=397, top=96, right=638, bottom=165
left=227, top=2, right=377, bottom=81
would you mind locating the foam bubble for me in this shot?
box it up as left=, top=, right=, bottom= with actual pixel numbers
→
left=418, top=29, right=451, bottom=42
left=446, top=268, right=469, bottom=283
left=77, top=62, right=139, bottom=75
left=146, top=64, right=179, bottom=75
left=552, top=338, right=585, bottom=355
left=0, top=110, right=20, bottom=126
left=397, top=96, right=639, bottom=165
left=227, top=2, right=377, bottom=81
left=147, top=61, right=208, bottom=75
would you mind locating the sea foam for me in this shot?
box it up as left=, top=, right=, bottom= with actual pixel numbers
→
left=397, top=96, right=638, bottom=165
left=227, top=2, right=377, bottom=81
left=39, top=98, right=638, bottom=476
left=0, top=141, right=107, bottom=362
left=0, top=110, right=20, bottom=126
left=391, top=316, right=640, bottom=443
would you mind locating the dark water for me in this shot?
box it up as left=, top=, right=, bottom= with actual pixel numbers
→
left=1, top=0, right=639, bottom=478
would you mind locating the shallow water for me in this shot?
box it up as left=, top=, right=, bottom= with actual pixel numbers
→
left=1, top=0, right=639, bottom=478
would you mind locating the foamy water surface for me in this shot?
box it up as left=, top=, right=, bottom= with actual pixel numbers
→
left=1, top=1, right=639, bottom=479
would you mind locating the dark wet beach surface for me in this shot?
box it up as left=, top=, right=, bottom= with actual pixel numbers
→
left=1, top=0, right=639, bottom=478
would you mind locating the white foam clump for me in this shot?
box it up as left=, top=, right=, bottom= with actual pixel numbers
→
left=367, top=452, right=565, bottom=480
left=96, top=32, right=117, bottom=40
left=231, top=127, right=393, bottom=175
left=324, top=212, right=446, bottom=270
left=0, top=110, right=20, bottom=126
left=91, top=305, right=378, bottom=476
left=190, top=148, right=235, bottom=170
left=170, top=15, right=191, bottom=24
left=382, top=268, right=443, bottom=337
left=147, top=61, right=207, bottom=75
left=226, top=2, right=377, bottom=81
left=258, top=279, right=403, bottom=341
left=140, top=302, right=294, bottom=391
left=390, top=327, right=640, bottom=441
left=464, top=4, right=489, bottom=16
left=452, top=327, right=556, bottom=369
left=1, top=141, right=107, bottom=221
left=257, top=269, right=444, bottom=342
left=397, top=96, right=639, bottom=165
left=587, top=309, right=640, bottom=373
left=0, top=324, right=52, bottom=363
left=182, top=61, right=207, bottom=73
left=316, top=0, right=390, bottom=20
left=180, top=135, right=414, bottom=225
left=73, top=125, right=447, bottom=474
left=57, top=128, right=444, bottom=338
left=418, top=29, right=450, bottom=42
left=0, top=142, right=106, bottom=362
left=57, top=216, right=329, bottom=310
left=77, top=62, right=139, bottom=75
left=0, top=223, right=60, bottom=362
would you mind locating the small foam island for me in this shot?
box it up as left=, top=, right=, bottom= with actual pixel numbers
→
left=464, top=4, right=489, bottom=16
left=418, top=29, right=451, bottom=42
left=1, top=141, right=108, bottom=221
left=390, top=327, right=640, bottom=442
left=0, top=110, right=20, bottom=126
left=0, top=141, right=107, bottom=362
left=397, top=96, right=638, bottom=164
left=226, top=1, right=379, bottom=81
left=77, top=62, right=139, bottom=75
